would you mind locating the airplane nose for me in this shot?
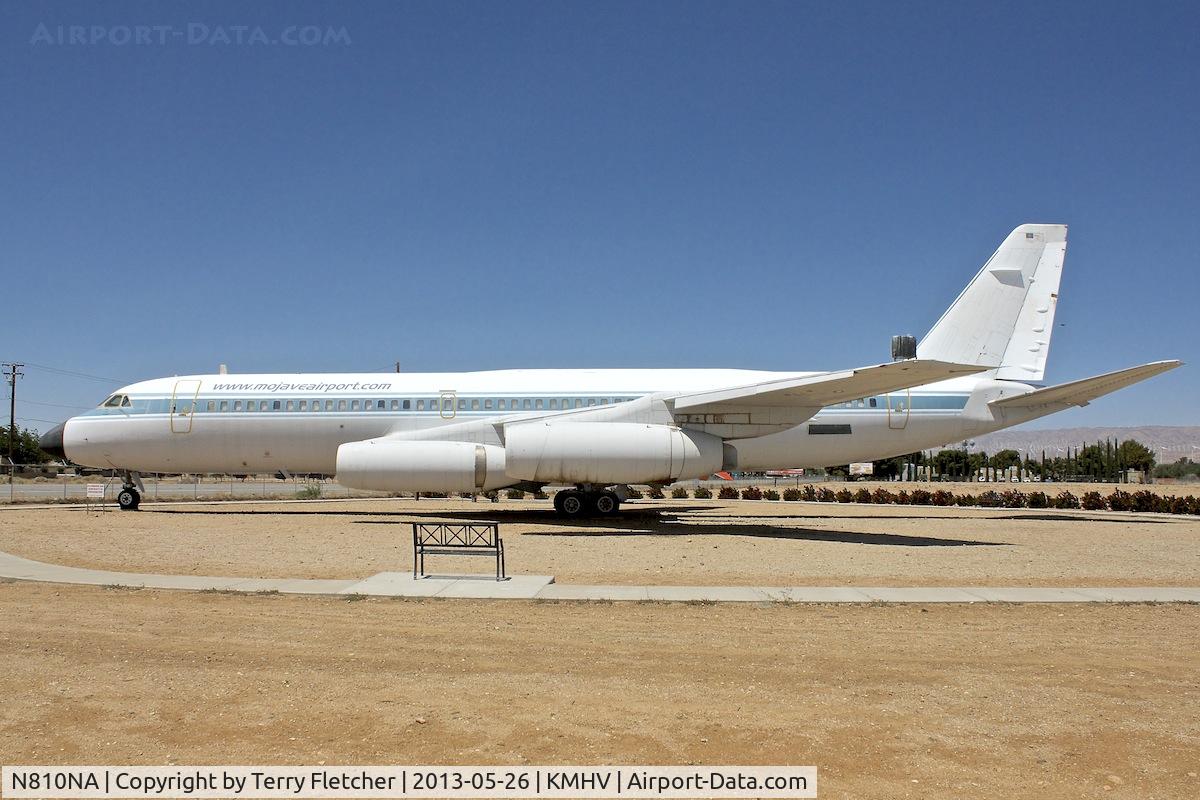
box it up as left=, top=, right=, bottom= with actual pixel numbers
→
left=39, top=423, right=67, bottom=460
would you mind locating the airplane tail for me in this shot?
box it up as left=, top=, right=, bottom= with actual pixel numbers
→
left=917, top=223, right=1068, bottom=382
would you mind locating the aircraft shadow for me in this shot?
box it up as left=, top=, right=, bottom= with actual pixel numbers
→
left=147, top=506, right=1009, bottom=546
left=352, top=508, right=1008, bottom=547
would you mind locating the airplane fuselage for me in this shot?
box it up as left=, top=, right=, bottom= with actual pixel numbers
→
left=58, top=368, right=1032, bottom=478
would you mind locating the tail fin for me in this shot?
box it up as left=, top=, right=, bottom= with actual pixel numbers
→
left=917, top=223, right=1067, bottom=382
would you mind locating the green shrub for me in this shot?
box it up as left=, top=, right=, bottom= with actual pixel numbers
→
left=853, top=487, right=871, bottom=503
left=423, top=491, right=448, bottom=499
left=910, top=489, right=932, bottom=505
left=763, top=488, right=780, bottom=501
left=532, top=489, right=548, bottom=500
left=1026, top=491, right=1048, bottom=508
left=834, top=488, right=853, bottom=503
left=930, top=489, right=954, bottom=506
left=802, top=484, right=817, bottom=501
left=1052, top=491, right=1079, bottom=509
left=506, top=488, right=526, bottom=500
left=741, top=486, right=763, bottom=500
left=1106, top=490, right=1133, bottom=511
left=625, top=487, right=644, bottom=499
left=896, top=490, right=911, bottom=505
left=647, top=485, right=665, bottom=499
left=816, top=487, right=836, bottom=502
left=693, top=486, right=713, bottom=499
left=717, top=486, right=739, bottom=500
left=295, top=484, right=322, bottom=500
left=671, top=486, right=690, bottom=499
left=955, top=493, right=978, bottom=507
left=782, top=487, right=802, bottom=501
left=1079, top=491, right=1106, bottom=510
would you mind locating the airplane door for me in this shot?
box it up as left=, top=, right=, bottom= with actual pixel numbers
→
left=439, top=390, right=457, bottom=420
left=887, top=389, right=910, bottom=430
left=170, top=379, right=202, bottom=433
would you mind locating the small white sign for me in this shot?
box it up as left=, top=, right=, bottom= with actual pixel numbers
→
left=85, top=484, right=105, bottom=499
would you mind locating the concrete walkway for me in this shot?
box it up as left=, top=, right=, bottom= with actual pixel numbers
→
left=1, top=550, right=1197, bottom=603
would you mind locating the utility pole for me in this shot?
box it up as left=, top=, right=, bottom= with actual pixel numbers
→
left=3, top=362, right=23, bottom=484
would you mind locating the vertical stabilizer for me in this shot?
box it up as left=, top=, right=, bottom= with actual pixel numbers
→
left=917, top=223, right=1067, bottom=382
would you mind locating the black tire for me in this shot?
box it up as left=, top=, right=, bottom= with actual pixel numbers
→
left=117, top=487, right=141, bottom=511
left=557, top=490, right=586, bottom=517
left=592, top=490, right=619, bottom=516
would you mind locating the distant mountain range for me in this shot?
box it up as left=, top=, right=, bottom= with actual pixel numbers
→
left=948, top=426, right=1200, bottom=461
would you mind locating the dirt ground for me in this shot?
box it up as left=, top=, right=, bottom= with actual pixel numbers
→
left=1, top=498, right=1197, bottom=587
left=0, top=583, right=1196, bottom=799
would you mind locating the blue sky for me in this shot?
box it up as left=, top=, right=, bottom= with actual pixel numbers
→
left=2, top=0, right=1197, bottom=431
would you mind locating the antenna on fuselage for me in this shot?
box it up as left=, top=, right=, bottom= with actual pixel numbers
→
left=219, top=364, right=228, bottom=375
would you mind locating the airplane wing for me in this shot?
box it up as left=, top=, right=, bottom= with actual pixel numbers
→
left=672, top=359, right=987, bottom=414
left=990, top=360, right=1182, bottom=410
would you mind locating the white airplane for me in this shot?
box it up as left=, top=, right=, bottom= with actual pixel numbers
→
left=40, top=224, right=1179, bottom=515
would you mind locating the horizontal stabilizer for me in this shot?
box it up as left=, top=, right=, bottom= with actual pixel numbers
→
left=991, top=360, right=1182, bottom=410
left=673, top=359, right=987, bottom=414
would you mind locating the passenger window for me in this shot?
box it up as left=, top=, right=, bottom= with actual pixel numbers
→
left=471, top=399, right=480, bottom=410
left=351, top=400, right=360, bottom=411
left=497, top=399, right=506, bottom=410
left=233, top=400, right=242, bottom=411
left=325, top=399, right=334, bottom=411
left=245, top=401, right=255, bottom=412
left=587, top=399, right=595, bottom=406
left=458, top=398, right=467, bottom=410
left=523, top=399, right=531, bottom=409
left=286, top=400, right=294, bottom=411
left=869, top=398, right=877, bottom=408
left=548, top=399, right=557, bottom=409
left=273, top=400, right=281, bottom=411
left=207, top=401, right=216, bottom=412
left=403, top=399, right=411, bottom=410
left=220, top=400, right=229, bottom=412
left=417, top=399, right=425, bottom=411
left=574, top=399, right=583, bottom=408
left=299, top=400, right=307, bottom=411
left=536, top=399, right=544, bottom=409
left=484, top=399, right=493, bottom=410
left=391, top=400, right=399, bottom=410
left=338, top=400, right=347, bottom=411
left=259, top=401, right=268, bottom=411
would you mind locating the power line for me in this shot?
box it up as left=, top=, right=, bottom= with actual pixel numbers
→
left=16, top=416, right=61, bottom=426
left=18, top=399, right=91, bottom=411
left=17, top=361, right=126, bottom=384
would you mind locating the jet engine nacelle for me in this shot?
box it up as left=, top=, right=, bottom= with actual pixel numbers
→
left=504, top=422, right=723, bottom=485
left=336, top=439, right=509, bottom=493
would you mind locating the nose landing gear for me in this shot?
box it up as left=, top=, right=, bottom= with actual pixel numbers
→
left=117, top=471, right=144, bottom=511
left=116, top=486, right=141, bottom=511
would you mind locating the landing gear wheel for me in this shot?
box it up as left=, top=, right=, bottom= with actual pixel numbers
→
left=117, top=487, right=141, bottom=511
left=592, top=490, right=619, bottom=516
left=556, top=490, right=586, bottom=518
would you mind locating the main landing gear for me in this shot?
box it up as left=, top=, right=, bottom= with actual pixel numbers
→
left=553, top=488, right=620, bottom=518
left=117, top=471, right=142, bottom=511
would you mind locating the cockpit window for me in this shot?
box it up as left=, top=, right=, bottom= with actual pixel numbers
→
left=102, top=394, right=131, bottom=408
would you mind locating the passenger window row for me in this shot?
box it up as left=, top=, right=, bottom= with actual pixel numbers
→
left=194, top=397, right=635, bottom=413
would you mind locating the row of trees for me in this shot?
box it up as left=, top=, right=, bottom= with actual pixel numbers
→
left=0, top=426, right=52, bottom=465
left=1154, top=458, right=1200, bottom=480
left=829, top=439, right=1158, bottom=482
